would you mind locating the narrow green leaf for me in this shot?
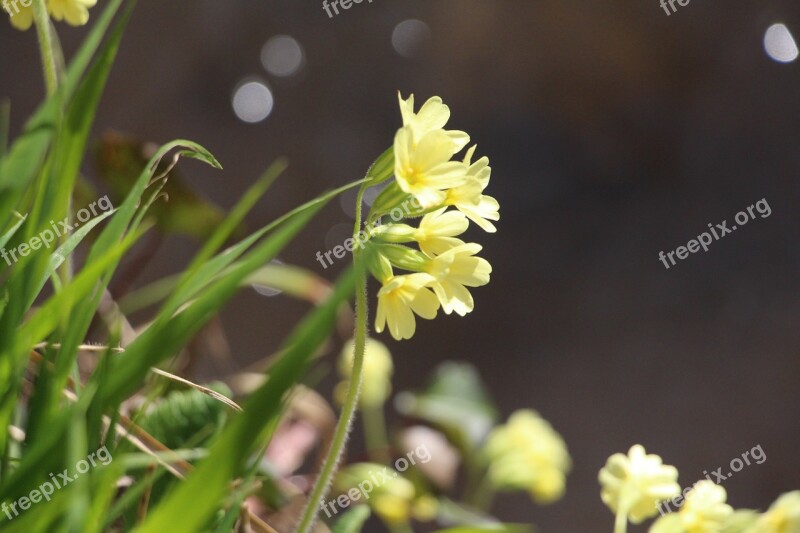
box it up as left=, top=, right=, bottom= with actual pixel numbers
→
left=97, top=198, right=326, bottom=408
left=331, top=505, right=372, bottom=533
left=136, top=263, right=361, bottom=533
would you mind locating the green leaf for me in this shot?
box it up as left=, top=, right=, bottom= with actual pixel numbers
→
left=331, top=505, right=372, bottom=533
left=94, top=131, right=232, bottom=241
left=137, top=383, right=232, bottom=451
left=434, top=499, right=532, bottom=533
left=434, top=527, right=532, bottom=533
left=395, top=362, right=498, bottom=451
left=0, top=213, right=25, bottom=252
left=136, top=263, right=362, bottom=533
left=0, top=0, right=129, bottom=213
left=28, top=207, right=115, bottom=308
left=96, top=196, right=326, bottom=409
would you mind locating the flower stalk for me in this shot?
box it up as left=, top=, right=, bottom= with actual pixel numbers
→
left=296, top=184, right=370, bottom=533
left=32, top=0, right=58, bottom=96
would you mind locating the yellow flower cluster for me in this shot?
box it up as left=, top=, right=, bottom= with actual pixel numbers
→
left=482, top=409, right=571, bottom=504
left=649, top=481, right=733, bottom=533
left=599, top=445, right=681, bottom=525
left=4, top=0, right=96, bottom=31
left=366, top=94, right=499, bottom=340
left=600, top=446, right=800, bottom=533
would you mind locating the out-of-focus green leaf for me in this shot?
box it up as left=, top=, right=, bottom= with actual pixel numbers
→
left=28, top=208, right=115, bottom=307
left=435, top=498, right=532, bottom=533
left=0, top=0, right=128, bottom=214
left=395, top=362, right=498, bottom=451
left=137, top=383, right=232, bottom=451
left=434, top=527, right=532, bottom=533
left=96, top=196, right=325, bottom=409
left=331, top=505, right=372, bottom=533
left=136, top=263, right=361, bottom=533
left=95, top=131, right=231, bottom=240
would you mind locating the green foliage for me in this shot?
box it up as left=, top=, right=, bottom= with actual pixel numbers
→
left=0, top=2, right=367, bottom=531
left=332, top=506, right=372, bottom=533
left=137, top=384, right=233, bottom=451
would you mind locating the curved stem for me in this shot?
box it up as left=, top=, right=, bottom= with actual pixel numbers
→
left=296, top=184, right=370, bottom=533
left=32, top=0, right=58, bottom=96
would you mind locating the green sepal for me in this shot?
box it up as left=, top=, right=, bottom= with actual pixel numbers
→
left=365, top=146, right=395, bottom=186
left=375, top=243, right=429, bottom=272
left=364, top=242, right=393, bottom=282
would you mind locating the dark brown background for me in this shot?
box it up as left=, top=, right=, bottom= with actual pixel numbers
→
left=2, top=1, right=800, bottom=530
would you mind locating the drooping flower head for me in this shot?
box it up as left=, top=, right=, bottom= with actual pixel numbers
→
left=650, top=481, right=734, bottom=533
left=599, top=445, right=681, bottom=524
left=363, top=93, right=498, bottom=340
left=483, top=409, right=572, bottom=504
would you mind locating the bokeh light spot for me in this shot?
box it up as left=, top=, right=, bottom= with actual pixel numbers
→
left=261, top=35, right=305, bottom=77
left=764, top=23, right=799, bottom=63
left=232, top=80, right=274, bottom=123
left=392, top=19, right=431, bottom=58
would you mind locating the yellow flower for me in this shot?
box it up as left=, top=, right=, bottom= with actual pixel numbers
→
left=337, top=338, right=394, bottom=407
left=425, top=242, right=491, bottom=316
left=375, top=273, right=440, bottom=340
left=334, top=463, right=416, bottom=527
left=746, top=491, right=800, bottom=533
left=47, top=0, right=96, bottom=26
left=650, top=481, right=733, bottom=533
left=444, top=146, right=500, bottom=233
left=394, top=126, right=469, bottom=209
left=398, top=93, right=469, bottom=151
left=413, top=208, right=469, bottom=256
left=483, top=409, right=571, bottom=504
left=5, top=1, right=34, bottom=30
left=599, top=445, right=681, bottom=524
left=4, top=0, right=96, bottom=30
left=680, top=482, right=733, bottom=533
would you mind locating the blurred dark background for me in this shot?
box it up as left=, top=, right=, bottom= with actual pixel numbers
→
left=2, top=0, right=800, bottom=530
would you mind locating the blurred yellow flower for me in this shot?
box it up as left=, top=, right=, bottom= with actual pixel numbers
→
left=599, top=445, right=680, bottom=525
left=746, top=491, right=800, bottom=533
left=375, top=273, right=440, bottom=340
left=394, top=126, right=469, bottom=209
left=398, top=93, right=469, bottom=152
left=334, top=463, right=416, bottom=527
left=337, top=337, right=394, bottom=407
left=5, top=0, right=96, bottom=30
left=5, top=1, right=33, bottom=30
left=650, top=481, right=733, bottom=533
left=425, top=242, right=491, bottom=316
left=483, top=409, right=571, bottom=504
left=414, top=208, right=469, bottom=257
left=47, top=0, right=96, bottom=26
left=371, top=477, right=416, bottom=526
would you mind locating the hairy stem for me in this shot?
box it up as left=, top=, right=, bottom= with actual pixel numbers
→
left=296, top=184, right=370, bottom=533
left=32, top=0, right=58, bottom=96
